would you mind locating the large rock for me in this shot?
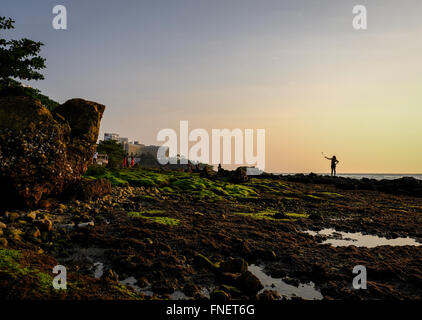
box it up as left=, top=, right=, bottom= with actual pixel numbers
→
left=53, top=99, right=105, bottom=176
left=63, top=178, right=112, bottom=201
left=0, top=96, right=105, bottom=207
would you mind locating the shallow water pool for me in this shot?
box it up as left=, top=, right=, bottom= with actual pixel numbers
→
left=305, top=228, right=421, bottom=248
left=248, top=264, right=323, bottom=300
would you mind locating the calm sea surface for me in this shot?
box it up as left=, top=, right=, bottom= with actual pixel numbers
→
left=280, top=174, right=422, bottom=181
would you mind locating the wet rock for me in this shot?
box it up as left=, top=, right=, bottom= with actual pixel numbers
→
left=36, top=218, right=52, bottom=232
left=219, top=258, right=248, bottom=273
left=210, top=289, right=230, bottom=300
left=53, top=99, right=105, bottom=176
left=25, top=212, right=37, bottom=222
left=31, top=227, right=41, bottom=238
left=217, top=272, right=241, bottom=286
left=274, top=211, right=287, bottom=219
left=9, top=228, right=23, bottom=241
left=200, top=166, right=217, bottom=179
left=0, top=96, right=105, bottom=207
left=7, top=212, right=20, bottom=222
left=193, top=253, right=218, bottom=271
left=0, top=237, right=7, bottom=247
left=183, top=283, right=201, bottom=297
left=38, top=200, right=52, bottom=209
left=236, top=271, right=263, bottom=295
left=228, top=167, right=249, bottom=183
left=77, top=221, right=95, bottom=228
left=309, top=212, right=324, bottom=221
left=102, top=269, right=119, bottom=284
left=153, top=279, right=177, bottom=294
left=63, top=178, right=112, bottom=201
left=258, top=290, right=281, bottom=300
left=218, top=284, right=242, bottom=297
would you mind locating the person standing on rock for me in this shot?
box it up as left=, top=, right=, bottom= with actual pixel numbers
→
left=123, top=154, right=128, bottom=168
left=324, top=155, right=339, bottom=176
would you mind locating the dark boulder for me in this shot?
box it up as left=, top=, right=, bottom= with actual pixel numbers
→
left=219, top=258, right=248, bottom=273
left=0, top=96, right=105, bottom=207
left=228, top=167, right=249, bottom=183
left=63, top=178, right=111, bottom=201
left=236, top=270, right=263, bottom=295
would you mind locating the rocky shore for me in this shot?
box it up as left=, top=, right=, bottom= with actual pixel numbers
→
left=1, top=96, right=421, bottom=300
left=1, top=168, right=422, bottom=300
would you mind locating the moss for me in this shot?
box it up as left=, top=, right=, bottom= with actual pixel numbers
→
left=304, top=194, right=323, bottom=200
left=111, top=283, right=143, bottom=299
left=233, top=210, right=277, bottom=220
left=0, top=249, right=54, bottom=293
left=127, top=212, right=179, bottom=226
left=37, top=272, right=54, bottom=292
left=0, top=248, right=23, bottom=274
left=86, top=167, right=259, bottom=201
left=285, top=212, right=309, bottom=218
left=138, top=209, right=166, bottom=215
left=318, top=192, right=344, bottom=198
left=194, top=253, right=219, bottom=270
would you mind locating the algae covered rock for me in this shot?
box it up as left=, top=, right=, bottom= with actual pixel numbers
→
left=0, top=96, right=105, bottom=207
left=219, top=258, right=248, bottom=273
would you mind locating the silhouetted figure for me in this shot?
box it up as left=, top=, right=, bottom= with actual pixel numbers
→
left=325, top=155, right=339, bottom=176
left=218, top=163, right=222, bottom=172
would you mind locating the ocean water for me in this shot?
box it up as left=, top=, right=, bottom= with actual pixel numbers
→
left=280, top=173, right=422, bottom=181
left=335, top=174, right=422, bottom=181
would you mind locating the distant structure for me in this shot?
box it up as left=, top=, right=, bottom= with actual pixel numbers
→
left=104, top=133, right=129, bottom=145
left=102, top=133, right=167, bottom=164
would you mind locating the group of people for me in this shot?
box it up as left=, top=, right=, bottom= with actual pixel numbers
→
left=93, top=150, right=340, bottom=176
left=185, top=162, right=202, bottom=172
left=123, top=154, right=135, bottom=168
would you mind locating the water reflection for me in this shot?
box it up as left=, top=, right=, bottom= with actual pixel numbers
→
left=248, top=264, right=323, bottom=300
left=305, top=228, right=421, bottom=248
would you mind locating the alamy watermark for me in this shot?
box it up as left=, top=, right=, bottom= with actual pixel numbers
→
left=353, top=5, right=367, bottom=30
left=156, top=121, right=265, bottom=175
left=352, top=265, right=367, bottom=289
left=52, top=5, right=67, bottom=30
left=52, top=265, right=67, bottom=290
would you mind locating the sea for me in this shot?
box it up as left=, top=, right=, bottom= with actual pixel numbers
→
left=280, top=174, right=422, bottom=181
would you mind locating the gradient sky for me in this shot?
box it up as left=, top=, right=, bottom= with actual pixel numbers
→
left=2, top=0, right=422, bottom=173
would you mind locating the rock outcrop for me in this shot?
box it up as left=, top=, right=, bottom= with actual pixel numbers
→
left=283, top=173, right=422, bottom=197
left=0, top=96, right=105, bottom=207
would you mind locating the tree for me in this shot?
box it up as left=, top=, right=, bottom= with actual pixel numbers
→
left=97, top=140, right=125, bottom=169
left=0, top=16, right=46, bottom=85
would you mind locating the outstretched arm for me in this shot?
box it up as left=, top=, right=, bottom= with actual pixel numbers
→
left=325, top=156, right=332, bottom=160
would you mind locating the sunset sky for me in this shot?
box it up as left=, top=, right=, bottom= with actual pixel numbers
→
left=3, top=0, right=422, bottom=173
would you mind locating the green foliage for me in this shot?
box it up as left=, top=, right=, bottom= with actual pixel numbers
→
left=97, top=140, right=125, bottom=169
left=0, top=78, right=59, bottom=111
left=0, top=17, right=46, bottom=83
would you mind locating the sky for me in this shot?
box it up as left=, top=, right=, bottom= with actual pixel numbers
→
left=2, top=0, right=422, bottom=173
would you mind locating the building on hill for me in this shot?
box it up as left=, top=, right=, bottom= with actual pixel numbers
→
left=103, top=133, right=168, bottom=164
left=104, top=133, right=129, bottom=145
